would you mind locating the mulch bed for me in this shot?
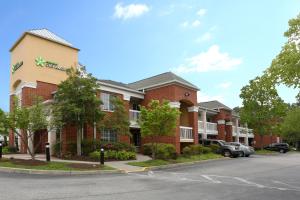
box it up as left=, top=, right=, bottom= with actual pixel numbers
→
left=9, top=158, right=47, bottom=166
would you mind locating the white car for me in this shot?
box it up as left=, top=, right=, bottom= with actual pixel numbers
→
left=229, top=142, right=255, bottom=157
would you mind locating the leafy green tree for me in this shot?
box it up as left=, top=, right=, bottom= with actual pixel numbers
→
left=8, top=97, right=48, bottom=159
left=267, top=13, right=300, bottom=89
left=281, top=108, right=300, bottom=149
left=52, top=68, right=104, bottom=156
left=240, top=76, right=287, bottom=149
left=101, top=96, right=130, bottom=140
left=0, top=109, right=9, bottom=145
left=140, top=100, right=180, bottom=159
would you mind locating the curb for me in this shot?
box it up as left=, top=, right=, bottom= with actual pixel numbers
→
left=0, top=166, right=125, bottom=175
left=139, top=157, right=230, bottom=172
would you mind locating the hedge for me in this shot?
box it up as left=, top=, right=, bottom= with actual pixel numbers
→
left=143, top=143, right=177, bottom=160
left=89, top=150, right=136, bottom=161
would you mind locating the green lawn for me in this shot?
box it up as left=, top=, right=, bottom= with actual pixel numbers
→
left=127, top=153, right=223, bottom=167
left=255, top=149, right=277, bottom=155
left=0, top=158, right=114, bottom=171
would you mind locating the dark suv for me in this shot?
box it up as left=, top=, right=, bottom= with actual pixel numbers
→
left=200, top=139, right=242, bottom=158
left=264, top=143, right=289, bottom=153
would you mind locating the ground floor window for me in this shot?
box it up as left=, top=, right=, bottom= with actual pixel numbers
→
left=101, top=129, right=117, bottom=142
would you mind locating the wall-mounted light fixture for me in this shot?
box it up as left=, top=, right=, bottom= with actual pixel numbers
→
left=184, top=92, right=190, bottom=97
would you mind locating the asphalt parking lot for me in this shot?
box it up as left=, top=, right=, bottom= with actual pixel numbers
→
left=1, top=153, right=300, bottom=200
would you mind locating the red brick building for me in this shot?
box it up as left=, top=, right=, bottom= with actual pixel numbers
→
left=8, top=29, right=280, bottom=155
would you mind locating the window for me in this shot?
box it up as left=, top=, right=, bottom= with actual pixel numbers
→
left=100, top=92, right=115, bottom=111
left=101, top=129, right=117, bottom=142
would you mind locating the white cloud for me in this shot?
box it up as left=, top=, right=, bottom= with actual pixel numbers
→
left=217, top=81, right=232, bottom=89
left=180, top=21, right=189, bottom=28
left=191, top=20, right=201, bottom=27
left=196, top=32, right=212, bottom=42
left=172, top=45, right=242, bottom=73
left=197, top=9, right=206, bottom=16
left=114, top=3, right=149, bottom=20
left=180, top=20, right=201, bottom=28
left=197, top=91, right=224, bottom=103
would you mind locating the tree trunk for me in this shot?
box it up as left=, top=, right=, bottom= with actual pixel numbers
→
left=260, top=135, right=264, bottom=150
left=77, top=127, right=82, bottom=156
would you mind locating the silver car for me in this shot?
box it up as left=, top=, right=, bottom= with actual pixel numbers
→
left=229, top=142, right=255, bottom=157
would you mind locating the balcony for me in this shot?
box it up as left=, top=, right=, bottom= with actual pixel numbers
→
left=198, top=121, right=218, bottom=135
left=129, top=109, right=140, bottom=128
left=232, top=126, right=254, bottom=138
left=180, top=126, right=194, bottom=142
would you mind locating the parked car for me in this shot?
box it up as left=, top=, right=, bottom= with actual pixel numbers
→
left=0, top=135, right=4, bottom=142
left=200, top=139, right=242, bottom=158
left=264, top=143, right=289, bottom=153
left=229, top=142, right=255, bottom=157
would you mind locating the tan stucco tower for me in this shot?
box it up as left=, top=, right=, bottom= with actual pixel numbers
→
left=9, top=29, right=79, bottom=153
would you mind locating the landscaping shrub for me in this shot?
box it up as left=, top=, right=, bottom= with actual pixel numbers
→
left=82, top=140, right=136, bottom=155
left=209, top=144, right=220, bottom=154
left=2, top=146, right=9, bottom=154
left=184, top=145, right=212, bottom=155
left=142, top=143, right=177, bottom=160
left=88, top=150, right=136, bottom=161
left=202, top=146, right=212, bottom=154
left=182, top=146, right=192, bottom=156
left=7, top=146, right=18, bottom=153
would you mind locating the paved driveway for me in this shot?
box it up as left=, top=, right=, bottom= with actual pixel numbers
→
left=1, top=153, right=300, bottom=200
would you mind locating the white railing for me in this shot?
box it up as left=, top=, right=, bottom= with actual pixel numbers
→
left=180, top=126, right=194, bottom=142
left=129, top=110, right=140, bottom=127
left=198, top=121, right=218, bottom=135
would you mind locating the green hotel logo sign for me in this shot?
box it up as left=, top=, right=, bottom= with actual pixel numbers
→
left=35, top=56, right=67, bottom=71
left=12, top=61, right=23, bottom=74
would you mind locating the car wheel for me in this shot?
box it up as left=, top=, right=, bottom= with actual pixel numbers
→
left=279, top=149, right=284, bottom=153
left=245, top=154, right=250, bottom=157
left=239, top=151, right=244, bottom=157
left=223, top=150, right=231, bottom=157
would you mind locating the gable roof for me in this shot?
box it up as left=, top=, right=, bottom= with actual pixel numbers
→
left=198, top=100, right=232, bottom=111
left=10, top=28, right=79, bottom=51
left=98, top=79, right=144, bottom=94
left=127, top=72, right=199, bottom=91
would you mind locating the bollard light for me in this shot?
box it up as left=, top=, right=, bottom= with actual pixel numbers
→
left=45, top=142, right=51, bottom=162
left=0, top=142, right=2, bottom=159
left=100, top=148, right=104, bottom=165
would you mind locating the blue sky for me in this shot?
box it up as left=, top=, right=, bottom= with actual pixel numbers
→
left=0, top=0, right=299, bottom=111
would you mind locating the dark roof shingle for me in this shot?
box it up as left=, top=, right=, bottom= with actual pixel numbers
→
left=127, top=72, right=199, bottom=90
left=198, top=100, right=232, bottom=111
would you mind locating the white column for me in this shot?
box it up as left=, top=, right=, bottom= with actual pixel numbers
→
left=93, top=122, right=97, bottom=140
left=48, top=129, right=57, bottom=155
left=202, top=110, right=207, bottom=140
left=235, top=118, right=239, bottom=142
left=245, top=123, right=249, bottom=146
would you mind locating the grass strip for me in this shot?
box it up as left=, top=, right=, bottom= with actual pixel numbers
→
left=127, top=153, right=223, bottom=167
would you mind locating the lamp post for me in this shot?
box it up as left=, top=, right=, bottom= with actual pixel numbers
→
left=0, top=142, right=2, bottom=159
left=45, top=142, right=51, bottom=162
left=100, top=148, right=104, bottom=165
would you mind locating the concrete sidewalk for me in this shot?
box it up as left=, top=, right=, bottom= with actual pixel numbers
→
left=3, top=153, right=151, bottom=173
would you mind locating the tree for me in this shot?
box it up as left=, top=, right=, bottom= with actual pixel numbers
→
left=52, top=68, right=104, bottom=156
left=8, top=97, right=49, bottom=159
left=101, top=96, right=130, bottom=140
left=139, top=100, right=180, bottom=159
left=267, top=13, right=300, bottom=89
left=0, top=109, right=9, bottom=145
left=281, top=108, right=300, bottom=149
left=240, top=75, right=287, bottom=149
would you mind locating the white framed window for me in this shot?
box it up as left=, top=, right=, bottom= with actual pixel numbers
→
left=101, top=129, right=117, bottom=142
left=100, top=92, right=115, bottom=111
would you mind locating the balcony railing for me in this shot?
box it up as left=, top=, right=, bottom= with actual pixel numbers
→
left=198, top=121, right=218, bottom=135
left=129, top=109, right=140, bottom=128
left=180, top=126, right=194, bottom=142
left=232, top=126, right=254, bottom=138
